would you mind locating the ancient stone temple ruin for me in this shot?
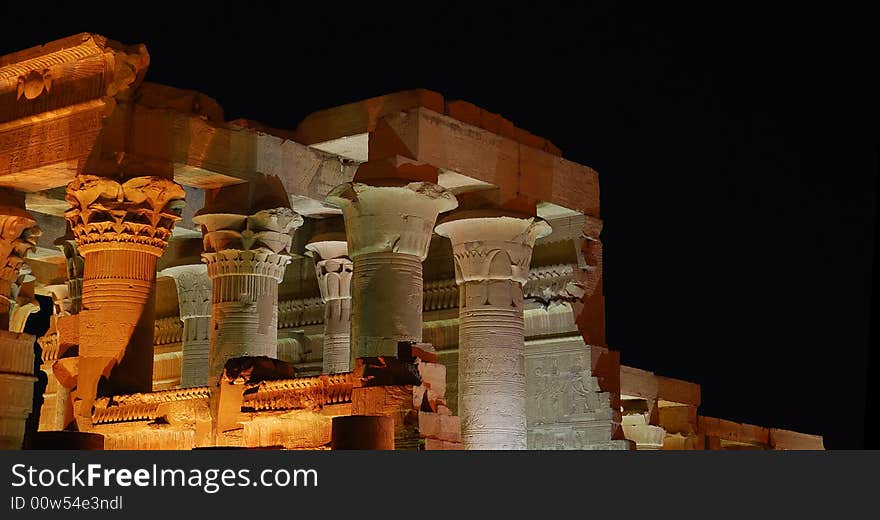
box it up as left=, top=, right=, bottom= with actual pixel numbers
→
left=0, top=33, right=823, bottom=450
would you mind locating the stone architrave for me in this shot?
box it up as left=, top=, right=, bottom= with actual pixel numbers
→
left=64, top=175, right=185, bottom=426
left=435, top=212, right=551, bottom=450
left=305, top=225, right=352, bottom=375
left=192, top=208, right=302, bottom=384
left=160, top=264, right=211, bottom=387
left=326, top=181, right=457, bottom=364
left=0, top=204, right=40, bottom=449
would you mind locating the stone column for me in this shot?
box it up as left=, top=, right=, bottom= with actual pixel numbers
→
left=192, top=209, right=302, bottom=384
left=160, top=264, right=211, bottom=387
left=327, top=182, right=457, bottom=366
left=435, top=212, right=551, bottom=450
left=55, top=238, right=84, bottom=315
left=64, top=175, right=185, bottom=426
left=0, top=201, right=41, bottom=449
left=305, top=226, right=352, bottom=374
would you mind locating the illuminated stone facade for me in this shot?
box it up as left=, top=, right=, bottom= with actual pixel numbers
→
left=0, top=34, right=824, bottom=450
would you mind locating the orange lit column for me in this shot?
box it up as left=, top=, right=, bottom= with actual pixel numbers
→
left=0, top=201, right=41, bottom=449
left=435, top=211, right=550, bottom=450
left=193, top=209, right=302, bottom=384
left=65, top=175, right=185, bottom=427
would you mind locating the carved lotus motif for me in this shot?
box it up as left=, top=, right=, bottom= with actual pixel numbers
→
left=16, top=69, right=52, bottom=100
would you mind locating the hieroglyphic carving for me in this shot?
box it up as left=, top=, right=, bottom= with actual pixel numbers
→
left=435, top=214, right=551, bottom=450
left=193, top=208, right=302, bottom=383
left=525, top=337, right=629, bottom=450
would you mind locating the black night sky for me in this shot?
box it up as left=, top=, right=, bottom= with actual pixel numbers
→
left=3, top=3, right=876, bottom=449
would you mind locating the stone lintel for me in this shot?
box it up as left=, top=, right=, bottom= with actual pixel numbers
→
left=698, top=416, right=770, bottom=446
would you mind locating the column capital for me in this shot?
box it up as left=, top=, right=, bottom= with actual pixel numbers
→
left=194, top=207, right=303, bottom=283
left=193, top=208, right=303, bottom=255
left=327, top=181, right=457, bottom=260
left=160, top=264, right=211, bottom=319
left=435, top=211, right=551, bottom=285
left=64, top=175, right=186, bottom=256
left=0, top=207, right=40, bottom=316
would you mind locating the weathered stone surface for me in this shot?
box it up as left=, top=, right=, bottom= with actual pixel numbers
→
left=328, top=175, right=456, bottom=362
left=436, top=212, right=550, bottom=450
left=526, top=337, right=629, bottom=450
left=305, top=227, right=352, bottom=375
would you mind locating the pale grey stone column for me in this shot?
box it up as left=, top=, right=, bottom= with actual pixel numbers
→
left=436, top=212, right=551, bottom=450
left=161, top=264, right=212, bottom=387
left=306, top=236, right=353, bottom=374
left=327, top=182, right=457, bottom=366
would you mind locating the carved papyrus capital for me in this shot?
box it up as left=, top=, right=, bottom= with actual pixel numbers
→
left=64, top=175, right=186, bottom=256
left=306, top=239, right=352, bottom=302
left=0, top=207, right=40, bottom=315
left=327, top=182, right=457, bottom=260
left=435, top=213, right=552, bottom=285
left=193, top=208, right=302, bottom=256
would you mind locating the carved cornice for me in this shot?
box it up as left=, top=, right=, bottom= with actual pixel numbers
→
left=242, top=373, right=354, bottom=411
left=0, top=33, right=150, bottom=122
left=523, top=264, right=586, bottom=302
left=154, top=316, right=184, bottom=346
left=91, top=373, right=355, bottom=424
left=64, top=175, right=185, bottom=255
left=202, top=249, right=292, bottom=282
left=277, top=297, right=325, bottom=329
left=423, top=278, right=458, bottom=311
left=92, top=386, right=209, bottom=424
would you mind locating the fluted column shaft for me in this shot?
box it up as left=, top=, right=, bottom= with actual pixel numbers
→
left=306, top=238, right=353, bottom=374
left=436, top=214, right=550, bottom=450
